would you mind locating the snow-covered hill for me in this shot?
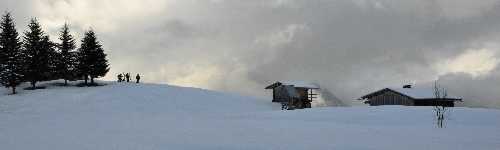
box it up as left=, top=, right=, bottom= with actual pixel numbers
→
left=0, top=81, right=499, bottom=150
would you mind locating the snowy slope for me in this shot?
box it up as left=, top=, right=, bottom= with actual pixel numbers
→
left=0, top=81, right=499, bottom=150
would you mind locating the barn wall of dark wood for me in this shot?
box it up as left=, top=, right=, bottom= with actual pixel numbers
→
left=369, top=90, right=414, bottom=106
left=414, top=100, right=455, bottom=107
left=297, top=88, right=308, bottom=100
left=268, top=86, right=315, bottom=109
left=272, top=89, right=278, bottom=102
left=272, top=86, right=292, bottom=103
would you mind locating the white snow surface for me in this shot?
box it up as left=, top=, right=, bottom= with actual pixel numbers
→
left=0, top=81, right=499, bottom=150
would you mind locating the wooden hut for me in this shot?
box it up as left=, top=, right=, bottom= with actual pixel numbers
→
left=265, top=81, right=320, bottom=110
left=359, top=85, right=462, bottom=107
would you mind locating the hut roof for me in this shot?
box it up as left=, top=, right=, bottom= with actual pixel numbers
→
left=265, top=81, right=320, bottom=89
left=360, top=88, right=462, bottom=101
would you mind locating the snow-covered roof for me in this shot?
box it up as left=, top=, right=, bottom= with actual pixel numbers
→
left=390, top=88, right=461, bottom=100
left=265, top=81, right=320, bottom=89
left=361, top=87, right=462, bottom=100
left=281, top=81, right=320, bottom=89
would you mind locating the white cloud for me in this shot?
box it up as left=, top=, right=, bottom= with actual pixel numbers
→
left=435, top=49, right=499, bottom=77
left=34, top=0, right=170, bottom=33
left=255, top=24, right=308, bottom=47
left=169, top=64, right=222, bottom=89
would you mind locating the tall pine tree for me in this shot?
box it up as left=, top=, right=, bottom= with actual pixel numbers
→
left=23, top=18, right=52, bottom=89
left=0, top=12, right=24, bottom=94
left=56, top=23, right=76, bottom=86
left=42, top=35, right=58, bottom=81
left=77, top=29, right=109, bottom=85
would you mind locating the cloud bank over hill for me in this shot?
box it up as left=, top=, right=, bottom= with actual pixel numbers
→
left=2, top=0, right=500, bottom=108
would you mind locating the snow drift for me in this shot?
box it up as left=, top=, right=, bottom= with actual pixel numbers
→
left=0, top=81, right=499, bottom=150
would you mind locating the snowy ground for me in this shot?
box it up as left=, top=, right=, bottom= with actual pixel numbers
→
left=0, top=81, right=499, bottom=150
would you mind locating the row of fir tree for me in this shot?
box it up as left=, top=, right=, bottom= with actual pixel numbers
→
left=0, top=13, right=110, bottom=94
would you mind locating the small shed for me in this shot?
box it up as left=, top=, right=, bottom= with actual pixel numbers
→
left=265, top=81, right=320, bottom=109
left=359, top=85, right=462, bottom=107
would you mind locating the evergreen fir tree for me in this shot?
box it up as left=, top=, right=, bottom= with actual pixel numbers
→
left=22, top=18, right=51, bottom=89
left=56, top=23, right=76, bottom=86
left=0, top=12, right=24, bottom=94
left=77, top=29, right=109, bottom=85
left=42, top=35, right=58, bottom=81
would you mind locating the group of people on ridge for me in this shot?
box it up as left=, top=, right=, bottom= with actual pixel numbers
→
left=118, top=73, right=141, bottom=83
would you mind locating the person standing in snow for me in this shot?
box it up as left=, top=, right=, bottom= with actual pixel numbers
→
left=122, top=72, right=126, bottom=81
left=117, top=74, right=123, bottom=82
left=281, top=103, right=288, bottom=110
left=125, top=73, right=130, bottom=82
left=136, top=74, right=141, bottom=83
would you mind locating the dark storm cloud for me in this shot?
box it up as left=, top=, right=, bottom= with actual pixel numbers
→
left=2, top=0, right=500, bottom=108
left=240, top=0, right=500, bottom=107
left=439, top=71, right=500, bottom=108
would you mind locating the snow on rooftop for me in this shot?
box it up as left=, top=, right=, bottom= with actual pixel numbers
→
left=281, top=81, right=320, bottom=89
left=390, top=88, right=462, bottom=100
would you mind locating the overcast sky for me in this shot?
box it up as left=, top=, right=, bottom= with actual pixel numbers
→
left=2, top=0, right=500, bottom=108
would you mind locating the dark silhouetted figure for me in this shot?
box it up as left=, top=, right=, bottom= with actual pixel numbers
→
left=117, top=74, right=123, bottom=82
left=125, top=73, right=130, bottom=82
left=136, top=74, right=141, bottom=83
left=281, top=103, right=288, bottom=110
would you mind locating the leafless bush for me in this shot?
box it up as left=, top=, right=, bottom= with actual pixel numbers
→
left=433, top=81, right=448, bottom=128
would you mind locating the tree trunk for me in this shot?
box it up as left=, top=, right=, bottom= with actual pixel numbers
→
left=64, top=79, right=68, bottom=86
left=90, top=77, right=94, bottom=85
left=31, top=81, right=36, bottom=89
left=12, top=86, right=16, bottom=94
left=84, top=76, right=88, bottom=85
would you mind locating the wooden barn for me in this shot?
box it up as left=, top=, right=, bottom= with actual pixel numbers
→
left=359, top=85, right=462, bottom=107
left=265, top=81, right=319, bottom=110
